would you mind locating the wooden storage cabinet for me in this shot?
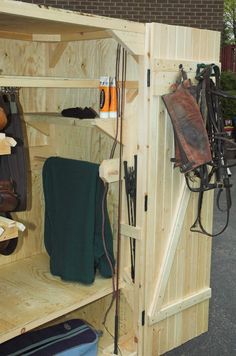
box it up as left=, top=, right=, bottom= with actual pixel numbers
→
left=0, top=1, right=220, bottom=355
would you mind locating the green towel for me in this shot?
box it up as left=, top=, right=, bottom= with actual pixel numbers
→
left=42, top=157, right=115, bottom=284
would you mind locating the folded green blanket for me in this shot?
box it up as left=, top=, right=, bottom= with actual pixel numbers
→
left=42, top=157, right=115, bottom=284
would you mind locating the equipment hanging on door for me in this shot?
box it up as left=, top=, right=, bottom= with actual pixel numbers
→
left=124, top=155, right=137, bottom=283
left=0, top=87, right=28, bottom=255
left=162, top=64, right=236, bottom=237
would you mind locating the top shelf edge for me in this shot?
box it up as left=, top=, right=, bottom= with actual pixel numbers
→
left=0, top=0, right=145, bottom=34
left=0, top=76, right=138, bottom=89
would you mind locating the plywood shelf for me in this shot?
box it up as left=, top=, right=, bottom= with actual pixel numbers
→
left=0, top=76, right=138, bottom=89
left=0, top=76, right=99, bottom=88
left=0, top=0, right=145, bottom=37
left=25, top=112, right=100, bottom=127
left=24, top=113, right=119, bottom=139
left=0, top=253, right=115, bottom=344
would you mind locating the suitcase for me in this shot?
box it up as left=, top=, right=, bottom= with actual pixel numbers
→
left=0, top=319, right=98, bottom=356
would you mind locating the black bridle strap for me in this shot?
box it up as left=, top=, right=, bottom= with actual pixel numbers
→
left=190, top=186, right=231, bottom=237
left=189, top=64, right=232, bottom=237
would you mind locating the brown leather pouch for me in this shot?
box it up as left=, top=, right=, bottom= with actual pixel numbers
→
left=0, top=180, right=18, bottom=212
left=162, top=79, right=212, bottom=173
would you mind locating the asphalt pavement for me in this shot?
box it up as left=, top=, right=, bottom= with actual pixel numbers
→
left=165, top=166, right=236, bottom=356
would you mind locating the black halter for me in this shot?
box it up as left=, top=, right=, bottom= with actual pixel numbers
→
left=186, top=64, right=236, bottom=236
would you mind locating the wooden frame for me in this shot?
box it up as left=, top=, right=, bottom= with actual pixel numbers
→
left=0, top=2, right=220, bottom=355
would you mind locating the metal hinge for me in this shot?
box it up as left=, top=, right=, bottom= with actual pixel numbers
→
left=147, top=69, right=150, bottom=87
left=144, top=194, right=148, bottom=212
left=141, top=310, right=145, bottom=326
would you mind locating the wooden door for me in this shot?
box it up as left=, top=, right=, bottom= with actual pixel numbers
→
left=143, top=23, right=221, bottom=355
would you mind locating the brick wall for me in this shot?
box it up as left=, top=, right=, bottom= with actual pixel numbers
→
left=17, top=0, right=224, bottom=31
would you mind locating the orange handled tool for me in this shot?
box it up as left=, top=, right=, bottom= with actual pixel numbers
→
left=99, top=76, right=110, bottom=118
left=109, top=77, right=118, bottom=118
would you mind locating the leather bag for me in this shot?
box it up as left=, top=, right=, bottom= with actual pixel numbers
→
left=162, top=79, right=212, bottom=173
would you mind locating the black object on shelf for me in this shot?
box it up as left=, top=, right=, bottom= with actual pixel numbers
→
left=61, top=107, right=98, bottom=119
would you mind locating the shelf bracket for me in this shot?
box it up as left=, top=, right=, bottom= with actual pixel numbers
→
left=126, top=89, right=138, bottom=103
left=110, top=30, right=145, bottom=56
left=93, top=118, right=128, bottom=143
left=49, top=42, right=68, bottom=68
left=26, top=120, right=51, bottom=136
